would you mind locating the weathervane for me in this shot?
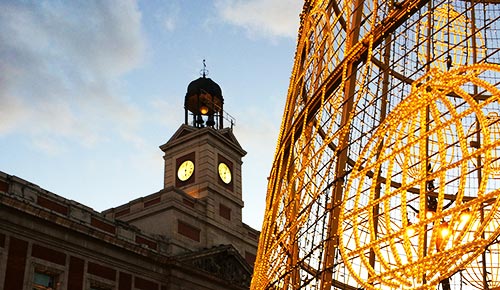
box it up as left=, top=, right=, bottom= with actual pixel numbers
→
left=200, top=59, right=209, bottom=78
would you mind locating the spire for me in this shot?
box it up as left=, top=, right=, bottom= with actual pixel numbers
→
left=201, top=59, right=209, bottom=78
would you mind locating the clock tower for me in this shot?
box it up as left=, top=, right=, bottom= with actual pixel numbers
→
left=104, top=68, right=259, bottom=266
left=161, top=72, right=246, bottom=201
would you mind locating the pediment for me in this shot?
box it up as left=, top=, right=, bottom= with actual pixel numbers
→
left=175, top=244, right=252, bottom=287
left=159, top=124, right=246, bottom=156
left=162, top=124, right=197, bottom=146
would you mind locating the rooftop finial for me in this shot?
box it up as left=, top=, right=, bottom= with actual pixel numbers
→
left=200, top=59, right=209, bottom=78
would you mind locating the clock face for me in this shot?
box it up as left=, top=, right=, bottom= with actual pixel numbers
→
left=218, top=162, right=232, bottom=184
left=177, top=160, right=194, bottom=181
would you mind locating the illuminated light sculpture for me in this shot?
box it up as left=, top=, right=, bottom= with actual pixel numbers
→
left=251, top=0, right=500, bottom=289
left=417, top=4, right=486, bottom=72
left=339, top=64, right=500, bottom=290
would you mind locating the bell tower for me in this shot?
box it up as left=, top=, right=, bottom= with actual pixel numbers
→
left=184, top=60, right=226, bottom=130
left=105, top=63, right=259, bottom=263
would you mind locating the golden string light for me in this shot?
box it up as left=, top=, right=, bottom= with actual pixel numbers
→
left=468, top=111, right=500, bottom=177
left=251, top=0, right=500, bottom=289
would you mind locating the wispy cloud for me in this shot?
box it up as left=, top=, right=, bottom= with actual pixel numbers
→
left=149, top=98, right=184, bottom=128
left=163, top=17, right=176, bottom=32
left=214, top=0, right=302, bottom=39
left=151, top=1, right=181, bottom=33
left=0, top=0, right=146, bottom=152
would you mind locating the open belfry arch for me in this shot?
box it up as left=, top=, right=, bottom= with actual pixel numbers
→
left=251, top=0, right=500, bottom=289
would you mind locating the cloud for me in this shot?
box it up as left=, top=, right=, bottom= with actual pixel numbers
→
left=162, top=5, right=180, bottom=33
left=149, top=98, right=184, bottom=128
left=0, top=0, right=146, bottom=151
left=163, top=16, right=176, bottom=32
left=214, top=0, right=302, bottom=39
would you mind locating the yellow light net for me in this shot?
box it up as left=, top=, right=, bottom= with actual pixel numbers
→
left=251, top=0, right=500, bottom=289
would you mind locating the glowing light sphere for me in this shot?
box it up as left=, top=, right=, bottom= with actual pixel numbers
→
left=418, top=4, right=485, bottom=71
left=339, top=63, right=500, bottom=290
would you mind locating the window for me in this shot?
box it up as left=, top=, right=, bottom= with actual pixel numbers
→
left=33, top=271, right=56, bottom=290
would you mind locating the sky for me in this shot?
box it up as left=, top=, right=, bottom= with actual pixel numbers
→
left=0, top=0, right=303, bottom=229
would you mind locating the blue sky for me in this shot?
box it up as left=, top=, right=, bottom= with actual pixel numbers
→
left=0, top=0, right=302, bottom=229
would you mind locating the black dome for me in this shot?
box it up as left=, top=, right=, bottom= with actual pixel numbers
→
left=184, top=77, right=224, bottom=115
left=186, top=77, right=223, bottom=99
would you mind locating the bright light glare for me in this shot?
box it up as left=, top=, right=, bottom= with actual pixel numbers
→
left=460, top=211, right=472, bottom=224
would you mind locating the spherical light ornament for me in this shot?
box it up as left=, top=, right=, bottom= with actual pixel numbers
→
left=417, top=4, right=485, bottom=71
left=339, top=64, right=500, bottom=290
